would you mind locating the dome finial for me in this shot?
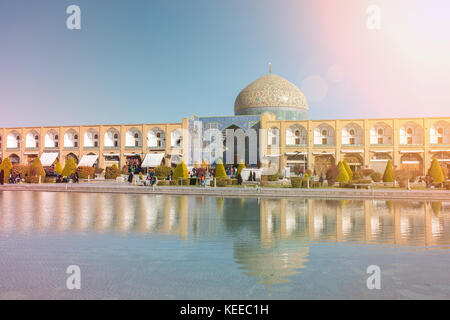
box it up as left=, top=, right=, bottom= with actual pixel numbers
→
left=268, top=62, right=272, bottom=74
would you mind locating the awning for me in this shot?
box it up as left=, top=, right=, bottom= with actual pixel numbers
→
left=400, top=150, right=423, bottom=153
left=124, top=153, right=140, bottom=157
left=313, top=152, right=335, bottom=155
left=285, top=152, right=307, bottom=155
left=141, top=153, right=164, bottom=168
left=24, top=151, right=39, bottom=155
left=103, top=153, right=120, bottom=156
left=78, top=154, right=98, bottom=167
left=341, top=149, right=364, bottom=153
left=40, top=152, right=59, bottom=167
left=371, top=150, right=392, bottom=153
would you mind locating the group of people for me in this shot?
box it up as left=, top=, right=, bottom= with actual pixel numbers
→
left=0, top=170, right=22, bottom=185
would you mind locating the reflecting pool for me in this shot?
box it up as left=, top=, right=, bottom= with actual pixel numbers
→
left=0, top=191, right=450, bottom=299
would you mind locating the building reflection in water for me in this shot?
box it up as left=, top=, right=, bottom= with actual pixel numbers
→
left=0, top=191, right=449, bottom=285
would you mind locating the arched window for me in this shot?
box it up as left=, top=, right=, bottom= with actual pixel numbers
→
left=64, top=130, right=79, bottom=148
left=314, top=124, right=335, bottom=145
left=84, top=129, right=99, bottom=148
left=148, top=128, right=166, bottom=148
left=26, top=131, right=40, bottom=149
left=125, top=128, right=142, bottom=147
left=268, top=128, right=279, bottom=146
left=171, top=129, right=182, bottom=148
left=45, top=130, right=59, bottom=148
left=286, top=125, right=307, bottom=146
left=7, top=131, right=21, bottom=149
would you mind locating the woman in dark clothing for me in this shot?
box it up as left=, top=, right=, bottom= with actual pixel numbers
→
left=0, top=170, right=4, bottom=185
left=128, top=172, right=134, bottom=183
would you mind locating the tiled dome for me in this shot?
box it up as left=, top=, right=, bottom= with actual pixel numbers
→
left=234, top=74, right=308, bottom=118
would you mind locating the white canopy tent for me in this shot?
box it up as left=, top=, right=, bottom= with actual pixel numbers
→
left=40, top=152, right=59, bottom=167
left=77, top=154, right=98, bottom=167
left=141, top=153, right=165, bottom=168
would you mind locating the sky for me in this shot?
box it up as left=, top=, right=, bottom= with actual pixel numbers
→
left=0, top=0, right=449, bottom=128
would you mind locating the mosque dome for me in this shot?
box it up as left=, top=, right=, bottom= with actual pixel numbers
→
left=234, top=73, right=309, bottom=120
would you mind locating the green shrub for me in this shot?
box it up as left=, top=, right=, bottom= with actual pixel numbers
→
left=268, top=173, right=279, bottom=181
left=383, top=160, right=395, bottom=183
left=236, top=161, right=245, bottom=176
left=214, top=160, right=227, bottom=178
left=155, top=165, right=172, bottom=179
left=173, top=161, right=188, bottom=179
left=12, top=164, right=29, bottom=177
left=170, top=180, right=178, bottom=186
left=326, top=165, right=338, bottom=186
left=444, top=182, right=450, bottom=190
left=428, top=158, right=445, bottom=184
left=157, top=180, right=169, bottom=186
left=62, top=158, right=77, bottom=176
left=54, top=161, right=63, bottom=175
left=216, top=178, right=228, bottom=187
left=336, top=161, right=350, bottom=183
left=44, top=177, right=55, bottom=183
left=25, top=176, right=40, bottom=184
left=0, top=158, right=13, bottom=183
left=105, top=165, right=121, bottom=179
left=139, top=172, right=143, bottom=180
left=231, top=179, right=238, bottom=185
left=29, top=158, right=46, bottom=180
left=291, top=177, right=302, bottom=188
left=371, top=172, right=383, bottom=182
left=342, top=160, right=353, bottom=180
left=76, top=166, right=95, bottom=179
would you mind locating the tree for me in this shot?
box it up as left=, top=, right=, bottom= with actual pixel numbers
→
left=236, top=160, right=245, bottom=176
left=214, top=159, right=227, bottom=178
left=383, top=160, right=395, bottom=183
left=428, top=158, right=445, bottom=184
left=54, top=161, right=63, bottom=175
left=62, top=158, right=77, bottom=176
left=173, top=160, right=188, bottom=179
left=325, top=165, right=338, bottom=186
left=29, top=158, right=46, bottom=179
left=336, top=161, right=350, bottom=183
left=0, top=158, right=13, bottom=183
left=342, top=160, right=353, bottom=180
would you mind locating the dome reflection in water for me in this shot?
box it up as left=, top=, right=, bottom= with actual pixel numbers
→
left=0, top=191, right=449, bottom=298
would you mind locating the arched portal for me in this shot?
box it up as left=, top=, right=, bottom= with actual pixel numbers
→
left=313, top=154, right=335, bottom=176
left=400, top=153, right=423, bottom=176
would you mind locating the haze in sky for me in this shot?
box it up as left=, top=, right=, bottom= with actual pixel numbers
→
left=0, top=0, right=449, bottom=127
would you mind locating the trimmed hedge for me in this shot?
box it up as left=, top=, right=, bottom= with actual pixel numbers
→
left=383, top=160, right=395, bottom=183
left=54, top=161, right=63, bottom=175
left=29, top=158, right=46, bottom=180
left=291, top=177, right=302, bottom=188
left=76, top=166, right=95, bottom=179
left=155, top=165, right=172, bottom=179
left=105, top=164, right=121, bottom=179
left=173, top=161, right=188, bottom=179
left=336, top=161, right=350, bottom=183
left=214, top=160, right=227, bottom=178
left=236, top=161, right=245, bottom=176
left=62, top=158, right=77, bottom=176
left=0, top=158, right=13, bottom=183
left=429, top=158, right=445, bottom=184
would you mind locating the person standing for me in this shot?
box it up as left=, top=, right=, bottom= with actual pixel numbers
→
left=0, top=169, right=4, bottom=185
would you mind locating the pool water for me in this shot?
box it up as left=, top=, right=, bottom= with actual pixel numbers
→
left=0, top=191, right=449, bottom=299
